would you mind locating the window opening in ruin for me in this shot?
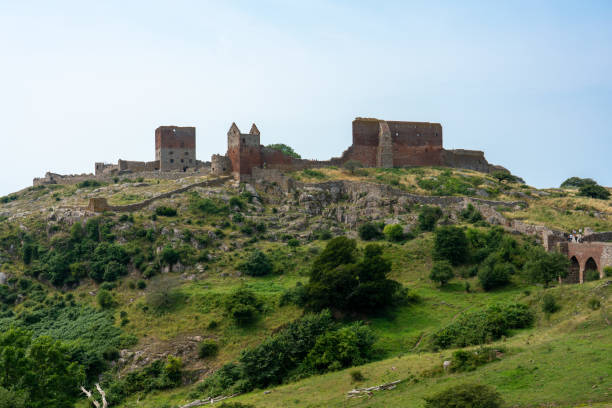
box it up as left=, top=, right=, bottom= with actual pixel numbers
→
left=170, top=159, right=174, bottom=163
left=242, top=138, right=245, bottom=143
left=169, top=151, right=173, bottom=155
left=185, top=152, right=188, bottom=155
left=181, top=159, right=184, bottom=163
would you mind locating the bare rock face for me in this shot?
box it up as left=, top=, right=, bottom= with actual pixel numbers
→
left=0, top=272, right=7, bottom=285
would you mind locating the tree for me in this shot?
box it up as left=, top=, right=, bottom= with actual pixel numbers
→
left=560, top=177, right=597, bottom=189
left=238, top=250, right=273, bottom=277
left=225, top=287, right=263, bottom=325
left=265, top=143, right=301, bottom=159
left=429, top=261, right=454, bottom=286
left=343, top=160, right=363, bottom=174
left=478, top=258, right=514, bottom=291
left=523, top=247, right=569, bottom=287
left=418, top=206, right=443, bottom=231
left=424, top=383, right=504, bottom=408
left=383, top=224, right=404, bottom=242
left=433, top=226, right=469, bottom=266
left=305, top=238, right=402, bottom=313
left=160, top=245, right=180, bottom=266
left=579, top=184, right=610, bottom=200
left=358, top=222, right=383, bottom=241
left=97, top=289, right=116, bottom=309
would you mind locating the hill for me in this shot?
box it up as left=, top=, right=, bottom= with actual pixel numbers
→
left=0, top=167, right=610, bottom=408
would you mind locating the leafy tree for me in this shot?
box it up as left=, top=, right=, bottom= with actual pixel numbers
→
left=560, top=177, right=597, bottom=189
left=155, top=206, right=177, bottom=216
left=492, top=171, right=523, bottom=184
left=239, top=250, right=273, bottom=277
left=0, top=387, right=27, bottom=408
left=429, top=261, right=454, bottom=286
left=305, top=239, right=402, bottom=313
left=266, top=143, right=301, bottom=159
left=478, top=258, right=514, bottom=291
left=160, top=245, right=180, bottom=266
left=225, top=287, right=263, bottom=325
left=424, top=383, right=504, bottom=408
left=383, top=224, right=404, bottom=242
left=542, top=293, right=560, bottom=314
left=418, top=206, right=443, bottom=231
left=146, top=278, right=182, bottom=313
left=97, top=289, right=116, bottom=309
left=303, top=323, right=376, bottom=372
left=434, top=226, right=469, bottom=266
left=579, top=184, right=610, bottom=200
left=358, top=222, right=383, bottom=241
left=198, top=339, right=219, bottom=358
left=523, top=247, right=569, bottom=287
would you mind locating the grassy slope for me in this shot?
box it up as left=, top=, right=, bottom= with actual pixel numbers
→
left=3, top=169, right=611, bottom=408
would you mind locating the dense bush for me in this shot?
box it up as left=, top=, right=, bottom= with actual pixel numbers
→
left=238, top=250, right=273, bottom=277
left=303, top=323, right=376, bottom=372
left=431, top=303, right=533, bottom=349
left=434, top=226, right=469, bottom=266
left=229, top=196, right=245, bottom=210
left=478, top=255, right=515, bottom=291
left=424, top=383, right=504, bottom=408
left=155, top=206, right=177, bottom=217
left=0, top=387, right=27, bottom=408
left=104, top=357, right=183, bottom=405
left=97, top=289, right=116, bottom=309
left=358, top=222, right=383, bottom=241
left=160, top=245, right=180, bottom=266
left=224, top=287, right=263, bottom=325
left=189, top=195, right=229, bottom=215
left=429, top=261, right=454, bottom=286
left=584, top=269, right=600, bottom=281
left=579, top=184, right=610, bottom=200
left=198, top=339, right=219, bottom=358
left=523, top=247, right=569, bottom=287
left=383, top=224, right=404, bottom=242
left=542, top=293, right=560, bottom=314
left=305, top=238, right=403, bottom=313
left=0, top=328, right=85, bottom=408
left=459, top=203, right=483, bottom=223
left=492, top=171, right=523, bottom=184
left=76, top=179, right=103, bottom=188
left=449, top=347, right=502, bottom=372
left=266, top=143, right=301, bottom=159
left=604, top=266, right=612, bottom=277
left=418, top=205, right=443, bottom=231
left=560, top=177, right=597, bottom=189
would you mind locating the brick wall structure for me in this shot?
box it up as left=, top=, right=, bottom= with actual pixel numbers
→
left=155, top=126, right=197, bottom=171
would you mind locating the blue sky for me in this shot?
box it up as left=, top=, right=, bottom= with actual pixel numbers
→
left=1, top=0, right=611, bottom=196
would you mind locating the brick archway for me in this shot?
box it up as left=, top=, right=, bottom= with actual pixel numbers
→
left=567, top=256, right=580, bottom=284
left=584, top=257, right=599, bottom=281
left=560, top=242, right=611, bottom=283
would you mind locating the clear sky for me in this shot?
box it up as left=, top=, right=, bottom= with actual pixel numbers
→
left=1, top=0, right=611, bottom=196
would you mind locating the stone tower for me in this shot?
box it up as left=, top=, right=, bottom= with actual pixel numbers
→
left=155, top=126, right=196, bottom=171
left=227, top=123, right=262, bottom=178
left=376, top=120, right=393, bottom=168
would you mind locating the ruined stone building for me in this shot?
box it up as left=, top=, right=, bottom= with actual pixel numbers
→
left=211, top=117, right=506, bottom=180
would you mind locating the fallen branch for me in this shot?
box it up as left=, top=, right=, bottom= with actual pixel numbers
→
left=178, top=393, right=240, bottom=408
left=80, top=383, right=108, bottom=408
left=347, top=380, right=402, bottom=399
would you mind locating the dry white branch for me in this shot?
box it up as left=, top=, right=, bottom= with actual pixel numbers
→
left=80, top=383, right=108, bottom=408
left=178, top=393, right=240, bottom=408
left=347, top=380, right=402, bottom=399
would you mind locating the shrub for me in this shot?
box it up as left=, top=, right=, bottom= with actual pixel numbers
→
left=225, top=288, right=263, bottom=325
left=76, top=179, right=103, bottom=188
left=287, top=238, right=300, bottom=247
left=604, top=266, right=612, bottom=277
left=418, top=206, right=443, bottom=231
left=424, top=383, right=503, bottom=408
left=523, top=247, right=569, bottom=287
left=429, top=261, right=454, bottom=287
left=450, top=347, right=501, bottom=372
left=137, top=280, right=147, bottom=289
left=189, top=196, right=229, bottom=215
left=266, top=143, right=301, bottom=159
left=358, top=222, right=383, bottom=241
left=431, top=303, right=533, bottom=349
left=304, top=323, right=376, bottom=372
left=305, top=239, right=403, bottom=313
left=492, top=171, right=522, bottom=184
left=542, top=293, right=560, bottom=314
left=350, top=370, right=365, bottom=382
left=560, top=177, right=597, bottom=189
left=584, top=269, right=600, bottom=281
left=478, top=257, right=514, bottom=291
left=459, top=203, right=483, bottom=223
left=229, top=196, right=245, bottom=210
left=160, top=246, right=180, bottom=266
left=238, top=250, right=273, bottom=277
left=155, top=206, right=177, bottom=217
left=198, top=339, right=219, bottom=358
left=383, top=224, right=404, bottom=242
left=588, top=297, right=601, bottom=310
left=97, top=289, right=116, bottom=309
left=434, top=226, right=469, bottom=266
left=343, top=160, right=363, bottom=174
left=579, top=184, right=610, bottom=200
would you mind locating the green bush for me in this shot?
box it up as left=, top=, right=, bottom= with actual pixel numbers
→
left=459, top=203, right=483, bottom=223
left=0, top=387, right=27, bottom=408
left=189, top=196, right=229, bottom=215
left=579, top=184, right=610, bottom=200
left=560, top=177, right=597, bottom=189
left=418, top=206, right=443, bottom=231
left=450, top=347, right=501, bottom=372
left=225, top=287, right=263, bottom=325
left=434, top=226, right=469, bottom=266
left=137, top=280, right=147, bottom=289
left=304, top=323, right=376, bottom=372
left=287, top=238, right=300, bottom=247
left=542, top=293, right=560, bottom=314
left=383, top=224, right=404, bottom=242
left=431, top=303, right=533, bottom=349
left=198, top=339, right=219, bottom=358
left=76, top=179, right=103, bottom=188
left=492, top=171, right=522, bottom=184
left=343, top=160, right=364, bottom=174
left=155, top=206, right=177, bottom=217
left=239, top=250, right=273, bottom=277
left=350, top=370, right=365, bottom=382
left=266, top=143, right=301, bottom=159
left=304, top=238, right=403, bottom=313
left=160, top=246, right=180, bottom=266
left=604, top=266, right=612, bottom=277
left=584, top=269, right=600, bottom=281
left=478, top=256, right=514, bottom=291
left=588, top=297, right=601, bottom=310
left=97, top=289, right=116, bottom=309
left=429, top=261, right=454, bottom=286
left=358, top=222, right=383, bottom=241
left=229, top=196, right=245, bottom=210
left=424, top=383, right=503, bottom=408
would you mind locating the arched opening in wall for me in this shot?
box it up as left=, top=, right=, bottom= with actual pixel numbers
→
left=584, top=257, right=600, bottom=281
left=567, top=256, right=580, bottom=283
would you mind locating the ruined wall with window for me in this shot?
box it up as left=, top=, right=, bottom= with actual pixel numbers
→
left=155, top=126, right=197, bottom=171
